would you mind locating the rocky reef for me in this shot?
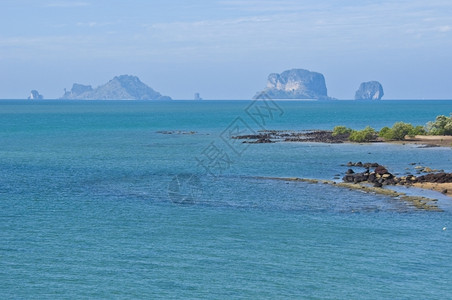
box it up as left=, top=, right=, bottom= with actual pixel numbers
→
left=355, top=81, right=384, bottom=100
left=28, top=90, right=43, bottom=100
left=233, top=130, right=355, bottom=144
left=254, top=69, right=332, bottom=100
left=61, top=75, right=172, bottom=100
left=342, top=162, right=451, bottom=194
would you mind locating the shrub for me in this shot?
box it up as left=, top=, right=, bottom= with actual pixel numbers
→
left=379, top=126, right=393, bottom=140
left=408, top=125, right=427, bottom=137
left=349, top=126, right=377, bottom=142
left=390, top=122, right=414, bottom=140
left=427, top=114, right=452, bottom=135
left=332, top=126, right=353, bottom=137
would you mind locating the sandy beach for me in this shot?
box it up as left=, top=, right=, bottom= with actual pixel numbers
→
left=413, top=182, right=452, bottom=197
left=396, top=135, right=452, bottom=147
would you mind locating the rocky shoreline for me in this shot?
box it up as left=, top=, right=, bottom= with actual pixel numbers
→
left=259, top=162, right=452, bottom=211
left=233, top=130, right=353, bottom=144
left=232, top=129, right=452, bottom=147
left=341, top=162, right=451, bottom=196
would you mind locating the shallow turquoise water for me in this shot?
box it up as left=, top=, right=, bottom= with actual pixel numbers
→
left=1, top=100, right=452, bottom=299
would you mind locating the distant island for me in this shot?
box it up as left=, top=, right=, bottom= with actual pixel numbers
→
left=355, top=81, right=384, bottom=100
left=28, top=90, right=43, bottom=100
left=60, top=75, right=172, bottom=100
left=253, top=68, right=333, bottom=100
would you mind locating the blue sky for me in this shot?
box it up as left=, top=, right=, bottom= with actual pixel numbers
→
left=1, top=0, right=451, bottom=99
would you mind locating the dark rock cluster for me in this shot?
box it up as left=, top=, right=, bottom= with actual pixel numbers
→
left=342, top=163, right=396, bottom=187
left=414, top=173, right=452, bottom=184
left=232, top=130, right=349, bottom=144
left=342, top=162, right=452, bottom=188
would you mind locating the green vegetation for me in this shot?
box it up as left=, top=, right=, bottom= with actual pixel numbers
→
left=378, top=126, right=392, bottom=140
left=411, top=125, right=427, bottom=136
left=378, top=115, right=448, bottom=141
left=332, top=126, right=353, bottom=137
left=333, top=113, right=451, bottom=143
left=426, top=114, right=452, bottom=135
left=379, top=122, right=425, bottom=140
left=349, top=126, right=377, bottom=142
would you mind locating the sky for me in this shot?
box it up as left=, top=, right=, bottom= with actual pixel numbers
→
left=0, top=0, right=451, bottom=99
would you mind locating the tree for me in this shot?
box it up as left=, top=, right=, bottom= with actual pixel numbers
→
left=390, top=122, right=414, bottom=140
left=379, top=126, right=393, bottom=140
left=427, top=114, right=452, bottom=135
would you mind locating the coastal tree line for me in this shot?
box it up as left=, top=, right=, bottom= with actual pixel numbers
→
left=332, top=114, right=452, bottom=142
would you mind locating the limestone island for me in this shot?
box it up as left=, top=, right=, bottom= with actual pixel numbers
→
left=355, top=81, right=384, bottom=100
left=254, top=68, right=333, bottom=100
left=60, top=75, right=172, bottom=100
left=28, top=90, right=43, bottom=100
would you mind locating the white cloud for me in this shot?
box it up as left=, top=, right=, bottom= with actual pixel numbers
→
left=438, top=25, right=451, bottom=32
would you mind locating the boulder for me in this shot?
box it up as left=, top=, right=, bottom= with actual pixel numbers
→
left=375, top=166, right=388, bottom=175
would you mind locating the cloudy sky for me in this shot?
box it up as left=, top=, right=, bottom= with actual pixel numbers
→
left=1, top=0, right=451, bottom=99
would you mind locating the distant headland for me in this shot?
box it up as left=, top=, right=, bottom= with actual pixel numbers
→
left=60, top=75, right=172, bottom=100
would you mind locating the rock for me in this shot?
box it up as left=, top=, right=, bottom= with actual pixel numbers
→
left=28, top=90, right=43, bottom=100
left=415, top=173, right=452, bottom=183
left=375, top=165, right=388, bottom=175
left=244, top=138, right=275, bottom=144
left=60, top=75, right=172, bottom=100
left=346, top=169, right=355, bottom=174
left=374, top=182, right=383, bottom=188
left=254, top=69, right=332, bottom=100
left=441, top=189, right=448, bottom=194
left=342, top=175, right=355, bottom=183
left=342, top=172, right=368, bottom=183
left=347, top=162, right=379, bottom=168
left=354, top=81, right=384, bottom=100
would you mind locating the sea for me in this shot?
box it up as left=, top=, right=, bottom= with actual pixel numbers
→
left=1, top=99, right=451, bottom=299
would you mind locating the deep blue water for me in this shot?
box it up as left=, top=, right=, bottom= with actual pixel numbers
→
left=1, top=100, right=452, bottom=299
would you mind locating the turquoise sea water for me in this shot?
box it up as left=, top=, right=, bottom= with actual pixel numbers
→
left=1, top=100, right=452, bottom=299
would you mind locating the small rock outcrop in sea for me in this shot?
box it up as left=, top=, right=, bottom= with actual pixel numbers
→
left=254, top=69, right=332, bottom=100
left=60, top=75, right=172, bottom=100
left=354, top=81, right=384, bottom=100
left=28, top=90, right=43, bottom=100
left=342, top=162, right=452, bottom=190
